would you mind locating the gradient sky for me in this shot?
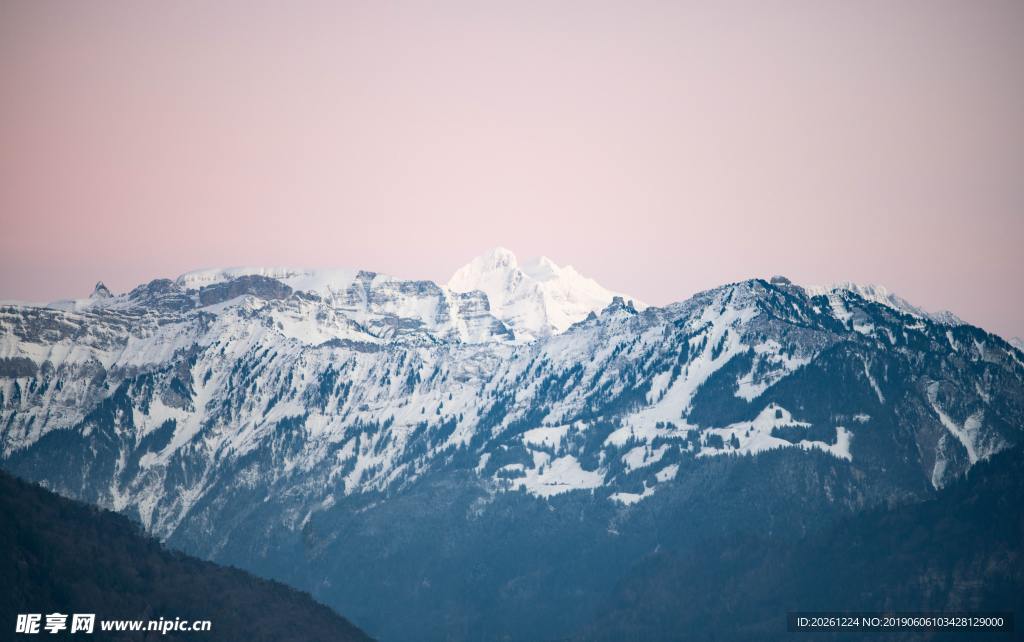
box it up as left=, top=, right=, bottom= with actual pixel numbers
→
left=1, top=1, right=1022, bottom=338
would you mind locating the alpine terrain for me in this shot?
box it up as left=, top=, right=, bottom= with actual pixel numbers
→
left=2, top=249, right=1022, bottom=641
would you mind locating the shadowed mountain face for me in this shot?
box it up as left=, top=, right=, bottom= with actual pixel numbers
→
left=573, top=446, right=1024, bottom=642
left=1, top=259, right=1023, bottom=640
left=0, top=470, right=373, bottom=642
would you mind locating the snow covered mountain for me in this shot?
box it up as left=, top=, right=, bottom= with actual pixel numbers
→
left=805, top=281, right=964, bottom=326
left=2, top=259, right=1022, bottom=641
left=447, top=247, right=640, bottom=339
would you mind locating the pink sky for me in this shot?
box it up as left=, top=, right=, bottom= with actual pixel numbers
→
left=1, top=1, right=1022, bottom=338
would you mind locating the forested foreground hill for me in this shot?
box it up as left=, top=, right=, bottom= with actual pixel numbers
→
left=573, top=447, right=1024, bottom=642
left=0, top=471, right=373, bottom=642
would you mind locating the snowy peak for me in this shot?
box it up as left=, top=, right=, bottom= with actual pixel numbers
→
left=90, top=281, right=112, bottom=299
left=520, top=256, right=561, bottom=281
left=447, top=248, right=640, bottom=340
left=477, top=246, right=519, bottom=270
left=805, top=281, right=963, bottom=326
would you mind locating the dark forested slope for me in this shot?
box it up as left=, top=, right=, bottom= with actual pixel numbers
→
left=0, top=470, right=374, bottom=641
left=574, top=447, right=1024, bottom=641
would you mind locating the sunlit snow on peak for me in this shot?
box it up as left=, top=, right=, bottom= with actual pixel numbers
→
left=447, top=248, right=642, bottom=340
left=804, top=280, right=964, bottom=326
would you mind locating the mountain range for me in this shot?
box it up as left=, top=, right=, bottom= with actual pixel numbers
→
left=2, top=249, right=1022, bottom=640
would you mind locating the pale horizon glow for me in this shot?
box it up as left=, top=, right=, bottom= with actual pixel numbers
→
left=1, top=1, right=1022, bottom=338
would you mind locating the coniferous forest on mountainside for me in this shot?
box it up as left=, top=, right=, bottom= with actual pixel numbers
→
left=0, top=470, right=373, bottom=642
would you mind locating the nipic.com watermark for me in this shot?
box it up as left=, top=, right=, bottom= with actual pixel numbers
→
left=15, top=613, right=212, bottom=636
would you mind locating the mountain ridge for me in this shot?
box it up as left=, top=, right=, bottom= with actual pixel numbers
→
left=2, top=254, right=1022, bottom=640
left=2, top=270, right=1019, bottom=523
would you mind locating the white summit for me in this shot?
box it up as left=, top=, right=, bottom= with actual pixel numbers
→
left=805, top=281, right=963, bottom=326
left=447, top=247, right=640, bottom=340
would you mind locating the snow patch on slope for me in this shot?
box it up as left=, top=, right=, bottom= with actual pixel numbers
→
left=507, top=452, right=604, bottom=498
left=698, top=404, right=853, bottom=461
left=926, top=382, right=988, bottom=465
